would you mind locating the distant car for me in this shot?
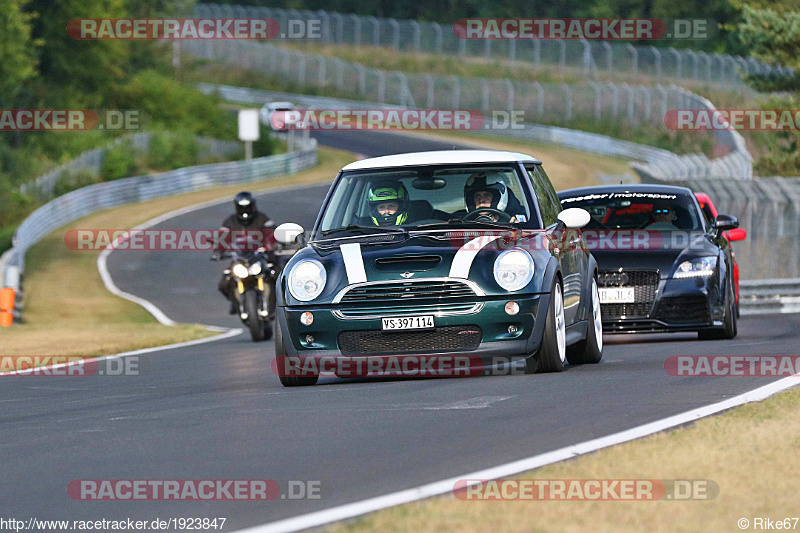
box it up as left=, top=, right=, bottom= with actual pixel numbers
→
left=558, top=184, right=739, bottom=339
left=259, top=101, right=295, bottom=130
left=694, top=192, right=746, bottom=316
left=272, top=150, right=603, bottom=386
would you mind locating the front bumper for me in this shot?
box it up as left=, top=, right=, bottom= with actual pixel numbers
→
left=602, top=276, right=725, bottom=333
left=277, top=294, right=546, bottom=364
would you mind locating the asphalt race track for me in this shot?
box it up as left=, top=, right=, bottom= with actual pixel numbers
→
left=2, top=130, right=799, bottom=531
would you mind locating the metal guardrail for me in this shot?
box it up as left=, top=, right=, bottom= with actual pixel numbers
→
left=740, top=280, right=800, bottom=315
left=20, top=133, right=243, bottom=198
left=194, top=3, right=793, bottom=88
left=0, top=137, right=317, bottom=320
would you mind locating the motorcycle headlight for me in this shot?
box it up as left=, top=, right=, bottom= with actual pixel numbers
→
left=288, top=259, right=327, bottom=302
left=232, top=263, right=249, bottom=279
left=493, top=249, right=534, bottom=291
left=249, top=262, right=263, bottom=276
left=674, top=256, right=717, bottom=278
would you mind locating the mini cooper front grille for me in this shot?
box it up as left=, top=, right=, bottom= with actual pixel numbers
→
left=654, top=295, right=710, bottom=324
left=338, top=326, right=482, bottom=355
left=599, top=270, right=660, bottom=319
left=336, top=279, right=478, bottom=304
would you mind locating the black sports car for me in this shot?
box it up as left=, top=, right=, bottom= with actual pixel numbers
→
left=557, top=184, right=739, bottom=339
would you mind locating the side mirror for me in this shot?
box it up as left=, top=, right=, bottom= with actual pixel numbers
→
left=714, top=214, right=739, bottom=232
left=727, top=227, right=747, bottom=242
left=275, top=222, right=305, bottom=245
left=557, top=208, right=591, bottom=229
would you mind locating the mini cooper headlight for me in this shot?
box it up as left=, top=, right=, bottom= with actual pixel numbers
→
left=248, top=262, right=263, bottom=276
left=288, top=259, right=327, bottom=301
left=493, top=249, right=534, bottom=291
left=232, top=263, right=249, bottom=279
left=674, top=256, right=717, bottom=278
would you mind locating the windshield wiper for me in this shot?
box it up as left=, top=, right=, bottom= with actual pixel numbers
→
left=414, top=219, right=515, bottom=231
left=321, top=224, right=407, bottom=237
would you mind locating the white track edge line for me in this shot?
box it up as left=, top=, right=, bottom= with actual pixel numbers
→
left=234, top=375, right=800, bottom=533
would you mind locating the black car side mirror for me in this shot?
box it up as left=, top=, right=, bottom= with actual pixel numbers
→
left=714, top=214, right=739, bottom=232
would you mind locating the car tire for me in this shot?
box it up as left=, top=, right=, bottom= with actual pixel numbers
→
left=698, top=288, right=737, bottom=340
left=525, top=280, right=566, bottom=373
left=275, top=318, right=319, bottom=387
left=566, top=277, right=603, bottom=365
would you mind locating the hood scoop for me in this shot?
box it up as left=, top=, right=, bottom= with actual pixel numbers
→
left=374, top=255, right=442, bottom=272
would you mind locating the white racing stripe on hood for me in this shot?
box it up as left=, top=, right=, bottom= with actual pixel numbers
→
left=341, top=242, right=367, bottom=284
left=449, top=235, right=502, bottom=278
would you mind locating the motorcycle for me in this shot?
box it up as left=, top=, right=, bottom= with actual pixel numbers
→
left=213, top=248, right=277, bottom=341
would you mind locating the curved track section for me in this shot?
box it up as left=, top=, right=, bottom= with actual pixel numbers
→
left=1, top=131, right=798, bottom=531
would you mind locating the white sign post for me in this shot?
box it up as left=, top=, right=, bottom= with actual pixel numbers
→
left=238, top=109, right=260, bottom=161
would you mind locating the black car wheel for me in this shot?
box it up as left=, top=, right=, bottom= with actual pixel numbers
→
left=275, top=319, right=319, bottom=387
left=526, top=280, right=566, bottom=373
left=567, top=277, right=603, bottom=365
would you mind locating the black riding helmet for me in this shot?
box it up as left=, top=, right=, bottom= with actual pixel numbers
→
left=234, top=191, right=256, bottom=225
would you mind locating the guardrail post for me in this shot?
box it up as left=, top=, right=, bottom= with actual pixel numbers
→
left=481, top=79, right=489, bottom=111
left=533, top=39, right=540, bottom=65
left=432, top=23, right=443, bottom=54
left=533, top=82, right=544, bottom=117
left=367, top=16, right=379, bottom=46
left=601, top=41, right=612, bottom=71
left=509, top=40, right=516, bottom=62
left=562, top=83, right=572, bottom=121
left=503, top=79, right=514, bottom=115
left=558, top=39, right=566, bottom=68
left=589, top=81, right=601, bottom=120
left=450, top=76, right=461, bottom=108
left=425, top=75, right=435, bottom=108
left=626, top=44, right=638, bottom=76
left=332, top=13, right=343, bottom=43
left=650, top=46, right=661, bottom=79
left=350, top=14, right=361, bottom=45
left=410, top=20, right=421, bottom=50
left=389, top=18, right=400, bottom=50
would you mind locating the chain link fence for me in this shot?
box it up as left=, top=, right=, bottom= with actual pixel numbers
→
left=184, top=39, right=752, bottom=181
left=0, top=136, right=317, bottom=319
left=194, top=3, right=793, bottom=88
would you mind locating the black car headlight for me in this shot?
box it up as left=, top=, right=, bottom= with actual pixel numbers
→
left=288, top=259, right=327, bottom=302
left=674, top=257, right=717, bottom=279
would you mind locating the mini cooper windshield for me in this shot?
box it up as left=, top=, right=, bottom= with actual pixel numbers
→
left=318, top=164, right=537, bottom=236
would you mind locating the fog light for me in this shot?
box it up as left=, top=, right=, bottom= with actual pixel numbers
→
left=300, top=311, right=314, bottom=326
left=240, top=313, right=248, bottom=320
left=259, top=309, right=269, bottom=317
left=505, top=301, right=519, bottom=315
left=508, top=325, right=518, bottom=334
left=305, top=335, right=315, bottom=344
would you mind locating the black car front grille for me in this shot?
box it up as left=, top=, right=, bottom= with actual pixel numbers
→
left=339, top=280, right=476, bottom=304
left=599, top=270, right=660, bottom=319
left=338, top=326, right=482, bottom=355
left=654, top=295, right=710, bottom=324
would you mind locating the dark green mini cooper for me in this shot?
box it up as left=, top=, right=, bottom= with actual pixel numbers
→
left=272, top=150, right=603, bottom=386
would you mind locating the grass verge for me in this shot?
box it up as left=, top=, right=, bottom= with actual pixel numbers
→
left=330, top=384, right=800, bottom=532
left=0, top=146, right=354, bottom=357
left=397, top=129, right=635, bottom=190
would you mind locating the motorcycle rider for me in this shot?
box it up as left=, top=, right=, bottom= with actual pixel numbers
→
left=213, top=192, right=276, bottom=313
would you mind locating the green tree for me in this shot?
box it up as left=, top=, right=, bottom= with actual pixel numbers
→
left=0, top=0, right=39, bottom=107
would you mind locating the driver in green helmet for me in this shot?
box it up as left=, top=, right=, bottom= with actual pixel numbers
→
left=367, top=181, right=409, bottom=226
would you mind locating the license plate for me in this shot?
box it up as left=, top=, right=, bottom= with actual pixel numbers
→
left=599, top=287, right=635, bottom=304
left=381, top=315, right=435, bottom=331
